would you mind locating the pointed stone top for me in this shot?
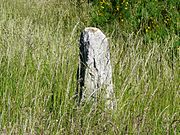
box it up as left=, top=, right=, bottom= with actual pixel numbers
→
left=84, top=27, right=100, bottom=33
left=83, top=27, right=106, bottom=40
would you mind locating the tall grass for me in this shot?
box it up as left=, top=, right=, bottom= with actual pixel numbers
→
left=0, top=0, right=179, bottom=134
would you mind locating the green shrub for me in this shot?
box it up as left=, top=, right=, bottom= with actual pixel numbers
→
left=90, top=0, right=179, bottom=41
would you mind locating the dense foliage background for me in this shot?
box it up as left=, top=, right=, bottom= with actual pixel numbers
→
left=0, top=0, right=179, bottom=134
left=91, top=0, right=179, bottom=36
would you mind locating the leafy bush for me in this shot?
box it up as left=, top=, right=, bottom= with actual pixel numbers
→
left=90, top=0, right=179, bottom=41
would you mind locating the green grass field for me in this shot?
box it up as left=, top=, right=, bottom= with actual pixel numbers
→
left=0, top=1, right=179, bottom=134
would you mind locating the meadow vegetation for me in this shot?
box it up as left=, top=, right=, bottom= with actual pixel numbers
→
left=0, top=0, right=179, bottom=134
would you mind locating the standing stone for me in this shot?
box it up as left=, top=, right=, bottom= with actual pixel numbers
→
left=76, top=27, right=116, bottom=109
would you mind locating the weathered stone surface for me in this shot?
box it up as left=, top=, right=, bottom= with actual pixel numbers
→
left=76, top=27, right=116, bottom=109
